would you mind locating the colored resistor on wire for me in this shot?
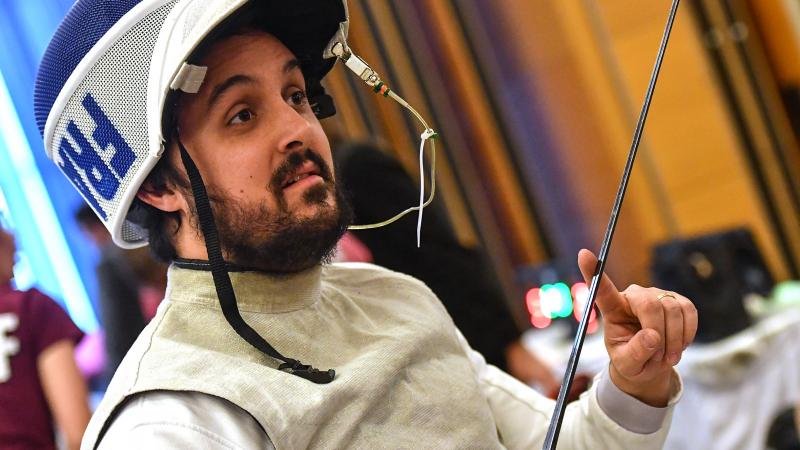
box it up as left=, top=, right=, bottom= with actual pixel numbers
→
left=372, top=81, right=391, bottom=97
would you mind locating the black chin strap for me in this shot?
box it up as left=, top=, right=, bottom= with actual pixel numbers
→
left=177, top=140, right=335, bottom=384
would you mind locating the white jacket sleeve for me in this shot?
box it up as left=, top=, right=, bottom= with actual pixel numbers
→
left=456, top=330, right=682, bottom=449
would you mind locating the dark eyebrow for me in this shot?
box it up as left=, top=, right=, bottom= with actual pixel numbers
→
left=283, top=58, right=301, bottom=74
left=205, top=59, right=302, bottom=109
left=207, top=74, right=257, bottom=109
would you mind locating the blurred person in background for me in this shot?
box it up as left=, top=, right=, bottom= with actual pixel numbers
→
left=334, top=142, right=561, bottom=393
left=0, top=226, right=90, bottom=449
left=76, top=205, right=166, bottom=382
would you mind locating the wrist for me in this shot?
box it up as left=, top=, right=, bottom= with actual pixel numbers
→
left=608, top=363, right=672, bottom=407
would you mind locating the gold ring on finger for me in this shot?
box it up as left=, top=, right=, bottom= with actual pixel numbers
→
left=656, top=291, right=676, bottom=301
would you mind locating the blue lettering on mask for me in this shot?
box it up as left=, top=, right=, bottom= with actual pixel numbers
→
left=58, top=139, right=108, bottom=220
left=82, top=94, right=135, bottom=178
left=56, top=93, right=136, bottom=221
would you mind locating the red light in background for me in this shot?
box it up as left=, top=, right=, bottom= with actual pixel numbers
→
left=525, top=288, right=551, bottom=329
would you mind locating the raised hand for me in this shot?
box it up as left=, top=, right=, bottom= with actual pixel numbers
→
left=577, top=249, right=697, bottom=406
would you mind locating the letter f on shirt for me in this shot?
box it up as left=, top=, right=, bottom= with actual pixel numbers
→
left=0, top=313, right=19, bottom=382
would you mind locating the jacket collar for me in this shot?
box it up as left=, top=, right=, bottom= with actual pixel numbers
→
left=166, top=261, right=323, bottom=313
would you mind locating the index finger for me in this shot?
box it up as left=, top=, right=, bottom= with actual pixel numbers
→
left=577, top=249, right=626, bottom=317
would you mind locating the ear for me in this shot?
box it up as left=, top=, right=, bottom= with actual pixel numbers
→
left=136, top=179, right=187, bottom=214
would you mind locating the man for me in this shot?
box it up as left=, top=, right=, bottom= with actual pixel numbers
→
left=34, top=0, right=697, bottom=448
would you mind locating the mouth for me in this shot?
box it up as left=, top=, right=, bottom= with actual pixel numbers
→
left=281, top=161, right=323, bottom=191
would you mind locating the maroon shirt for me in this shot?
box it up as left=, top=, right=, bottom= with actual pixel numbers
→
left=0, top=283, right=84, bottom=450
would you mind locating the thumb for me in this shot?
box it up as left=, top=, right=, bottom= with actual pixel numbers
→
left=611, top=328, right=662, bottom=377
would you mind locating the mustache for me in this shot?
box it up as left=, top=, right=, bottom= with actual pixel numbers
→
left=269, top=148, right=334, bottom=193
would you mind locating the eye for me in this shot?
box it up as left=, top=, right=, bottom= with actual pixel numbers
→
left=288, top=90, right=308, bottom=107
left=228, top=108, right=254, bottom=125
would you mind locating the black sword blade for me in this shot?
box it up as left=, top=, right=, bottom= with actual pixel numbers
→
left=542, top=1, right=681, bottom=448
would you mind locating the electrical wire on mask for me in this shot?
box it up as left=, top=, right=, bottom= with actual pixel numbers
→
left=331, top=42, right=438, bottom=248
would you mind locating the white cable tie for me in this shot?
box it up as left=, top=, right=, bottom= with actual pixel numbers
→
left=416, top=129, right=435, bottom=247
left=417, top=134, right=425, bottom=248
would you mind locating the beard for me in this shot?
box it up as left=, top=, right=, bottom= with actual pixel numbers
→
left=189, top=148, right=353, bottom=273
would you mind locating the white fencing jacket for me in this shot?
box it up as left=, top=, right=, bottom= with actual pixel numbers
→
left=83, top=262, right=681, bottom=449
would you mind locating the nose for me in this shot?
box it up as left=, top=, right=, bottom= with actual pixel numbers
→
left=274, top=102, right=314, bottom=155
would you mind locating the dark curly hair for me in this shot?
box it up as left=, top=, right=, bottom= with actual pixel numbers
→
left=126, top=151, right=189, bottom=263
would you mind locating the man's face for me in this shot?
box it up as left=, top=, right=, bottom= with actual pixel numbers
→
left=171, top=31, right=350, bottom=272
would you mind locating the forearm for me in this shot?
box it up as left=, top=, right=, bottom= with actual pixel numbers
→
left=38, top=341, right=91, bottom=450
